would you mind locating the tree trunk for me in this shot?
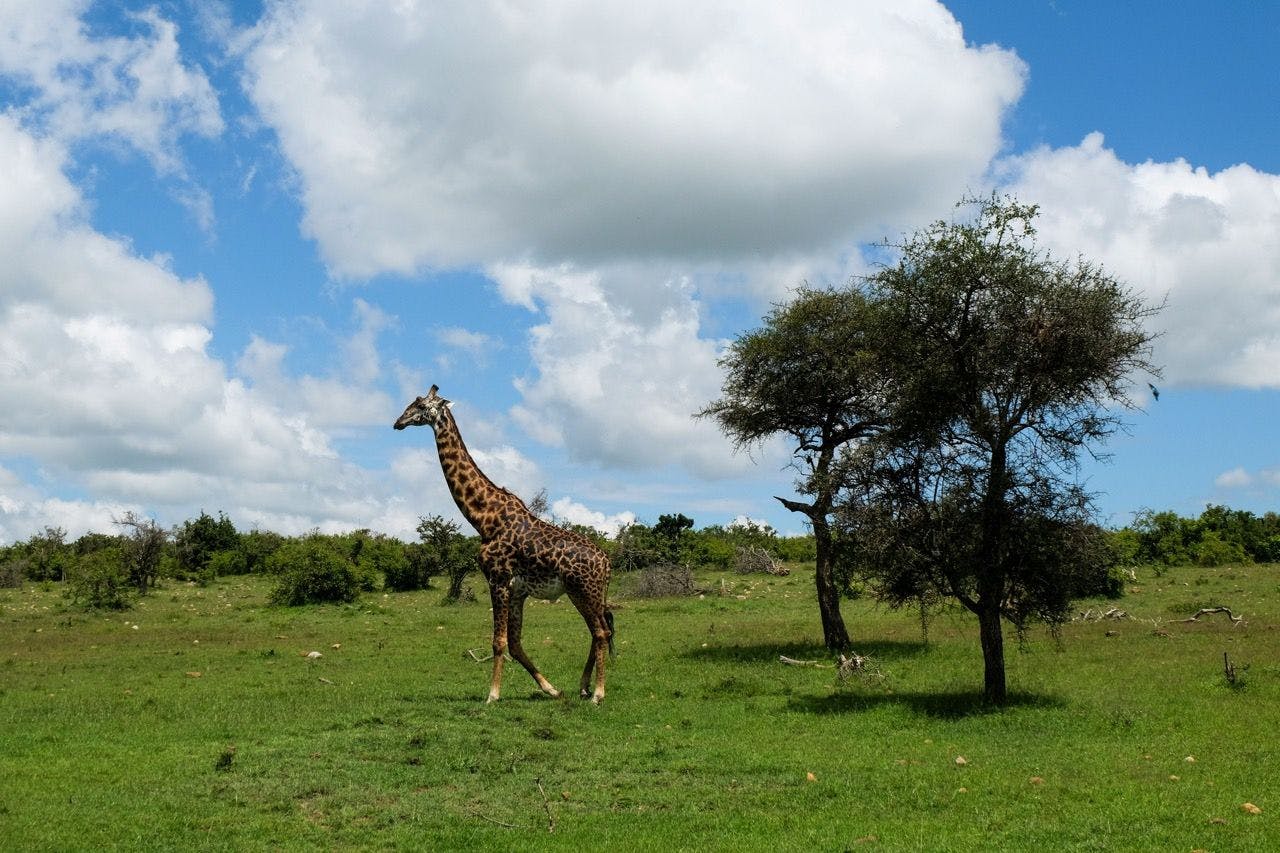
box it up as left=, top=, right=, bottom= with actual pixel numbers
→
left=977, top=600, right=1007, bottom=705
left=976, top=439, right=1009, bottom=704
left=812, top=516, right=851, bottom=653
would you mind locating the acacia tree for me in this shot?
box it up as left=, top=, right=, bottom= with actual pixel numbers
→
left=841, top=195, right=1159, bottom=704
left=701, top=287, right=890, bottom=651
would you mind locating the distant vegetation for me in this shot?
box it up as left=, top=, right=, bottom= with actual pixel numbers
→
left=1109, top=504, right=1280, bottom=569
left=0, top=509, right=815, bottom=609
left=3, top=504, right=1276, bottom=609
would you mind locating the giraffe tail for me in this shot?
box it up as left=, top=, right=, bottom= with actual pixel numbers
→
left=605, top=609, right=615, bottom=657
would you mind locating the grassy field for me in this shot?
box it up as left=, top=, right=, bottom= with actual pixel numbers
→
left=2, top=563, right=1277, bottom=851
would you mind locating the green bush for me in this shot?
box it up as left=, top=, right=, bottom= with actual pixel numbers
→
left=1194, top=531, right=1248, bottom=567
left=267, top=538, right=362, bottom=606
left=208, top=549, right=248, bottom=577
left=774, top=534, right=817, bottom=563
left=688, top=535, right=734, bottom=570
left=0, top=558, right=26, bottom=588
left=23, top=527, right=70, bottom=581
left=68, top=547, right=132, bottom=610
left=354, top=536, right=407, bottom=590
left=385, top=542, right=429, bottom=592
left=240, top=529, right=285, bottom=573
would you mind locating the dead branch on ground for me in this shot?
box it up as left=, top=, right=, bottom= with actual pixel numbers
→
left=1179, top=607, right=1245, bottom=626
left=535, top=778, right=555, bottom=833
left=779, top=655, right=829, bottom=668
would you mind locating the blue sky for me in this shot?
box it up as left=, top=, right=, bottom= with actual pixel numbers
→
left=1, top=1, right=1278, bottom=543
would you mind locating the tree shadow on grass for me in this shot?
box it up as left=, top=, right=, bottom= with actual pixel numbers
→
left=787, top=688, right=1065, bottom=720
left=683, top=639, right=931, bottom=665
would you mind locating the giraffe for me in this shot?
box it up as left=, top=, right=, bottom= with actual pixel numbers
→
left=394, top=386, right=614, bottom=704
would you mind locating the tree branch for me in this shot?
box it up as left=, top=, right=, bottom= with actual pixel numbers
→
left=775, top=495, right=814, bottom=516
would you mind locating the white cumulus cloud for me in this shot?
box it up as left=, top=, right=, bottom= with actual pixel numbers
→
left=551, top=497, right=636, bottom=538
left=241, top=0, right=1024, bottom=277
left=0, top=0, right=222, bottom=172
left=1214, top=467, right=1254, bottom=489
left=1001, top=132, right=1280, bottom=389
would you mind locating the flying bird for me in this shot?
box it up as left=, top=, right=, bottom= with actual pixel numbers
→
left=1148, top=383, right=1160, bottom=401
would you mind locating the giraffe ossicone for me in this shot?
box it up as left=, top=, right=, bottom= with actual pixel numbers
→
left=395, top=385, right=614, bottom=704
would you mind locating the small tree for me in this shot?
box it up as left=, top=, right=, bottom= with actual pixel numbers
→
left=844, top=195, right=1159, bottom=703
left=24, top=527, right=70, bottom=582
left=701, top=286, right=890, bottom=651
left=413, top=515, right=477, bottom=602
left=174, top=511, right=240, bottom=583
left=527, top=488, right=551, bottom=520
left=115, top=512, right=166, bottom=595
left=653, top=513, right=695, bottom=563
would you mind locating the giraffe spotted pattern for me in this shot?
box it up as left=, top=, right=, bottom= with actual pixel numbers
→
left=395, top=386, right=614, bottom=703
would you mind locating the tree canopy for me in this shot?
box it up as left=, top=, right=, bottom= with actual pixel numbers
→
left=840, top=195, right=1160, bottom=703
left=701, top=285, right=893, bottom=651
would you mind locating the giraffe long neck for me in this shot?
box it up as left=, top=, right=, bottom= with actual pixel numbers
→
left=432, top=408, right=508, bottom=538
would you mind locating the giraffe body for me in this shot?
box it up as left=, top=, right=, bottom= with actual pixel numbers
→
left=395, top=386, right=613, bottom=703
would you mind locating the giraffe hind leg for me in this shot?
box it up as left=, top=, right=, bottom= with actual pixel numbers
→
left=569, top=593, right=610, bottom=704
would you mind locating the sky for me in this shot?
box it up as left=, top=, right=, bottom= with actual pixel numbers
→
left=1, top=0, right=1278, bottom=544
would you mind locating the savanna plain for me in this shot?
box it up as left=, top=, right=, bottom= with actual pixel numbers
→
left=2, top=563, right=1276, bottom=851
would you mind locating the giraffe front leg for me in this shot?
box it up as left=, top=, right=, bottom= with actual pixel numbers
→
left=487, top=586, right=510, bottom=703
left=508, top=594, right=560, bottom=698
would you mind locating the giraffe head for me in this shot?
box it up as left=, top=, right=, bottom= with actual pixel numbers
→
left=394, top=385, right=452, bottom=430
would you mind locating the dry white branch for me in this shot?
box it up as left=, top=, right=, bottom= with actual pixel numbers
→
left=1179, top=606, right=1245, bottom=626
left=779, top=654, right=830, bottom=668
left=466, top=648, right=512, bottom=662
left=1074, top=607, right=1130, bottom=622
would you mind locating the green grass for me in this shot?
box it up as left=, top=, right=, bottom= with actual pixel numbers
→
left=1, top=565, right=1277, bottom=850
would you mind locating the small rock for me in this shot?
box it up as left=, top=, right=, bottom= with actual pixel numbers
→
left=954, top=756, right=968, bottom=766
left=331, top=643, right=341, bottom=649
left=1242, top=803, right=1262, bottom=815
left=1029, top=776, right=1044, bottom=785
left=305, top=651, right=323, bottom=660
left=806, top=772, right=817, bottom=782
left=1185, top=755, right=1196, bottom=763
left=185, top=671, right=202, bottom=678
